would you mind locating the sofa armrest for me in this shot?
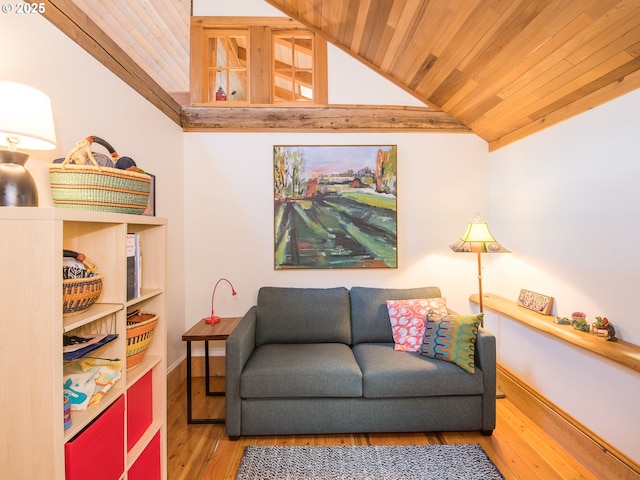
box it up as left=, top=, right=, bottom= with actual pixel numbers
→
left=225, top=306, right=257, bottom=438
left=475, top=327, right=497, bottom=433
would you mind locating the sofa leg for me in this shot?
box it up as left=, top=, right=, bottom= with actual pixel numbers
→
left=228, top=435, right=240, bottom=441
left=481, top=429, right=493, bottom=436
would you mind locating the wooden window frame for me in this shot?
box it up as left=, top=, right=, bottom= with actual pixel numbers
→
left=273, top=30, right=318, bottom=104
left=202, top=29, right=250, bottom=104
left=190, top=17, right=327, bottom=106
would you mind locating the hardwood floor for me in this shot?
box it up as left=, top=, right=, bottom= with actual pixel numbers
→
left=167, top=377, right=598, bottom=480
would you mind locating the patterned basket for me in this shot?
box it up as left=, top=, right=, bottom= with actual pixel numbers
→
left=62, top=251, right=102, bottom=317
left=49, top=136, right=151, bottom=214
left=126, top=312, right=158, bottom=370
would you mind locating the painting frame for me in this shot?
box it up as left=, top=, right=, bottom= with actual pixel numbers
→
left=274, top=145, right=398, bottom=270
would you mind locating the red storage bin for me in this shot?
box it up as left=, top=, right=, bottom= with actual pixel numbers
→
left=128, top=430, right=161, bottom=480
left=127, top=369, right=153, bottom=451
left=65, top=396, right=125, bottom=480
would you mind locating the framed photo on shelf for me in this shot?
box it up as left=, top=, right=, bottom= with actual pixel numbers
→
left=517, top=289, right=554, bottom=315
left=143, top=173, right=156, bottom=216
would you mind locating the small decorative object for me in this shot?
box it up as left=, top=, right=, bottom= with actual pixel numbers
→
left=0, top=81, right=57, bottom=206
left=63, top=395, right=72, bottom=430
left=126, top=311, right=158, bottom=370
left=216, top=86, right=227, bottom=101
left=205, top=277, right=237, bottom=324
left=554, top=316, right=571, bottom=325
left=592, top=316, right=617, bottom=342
left=517, top=289, right=554, bottom=315
left=570, top=311, right=590, bottom=332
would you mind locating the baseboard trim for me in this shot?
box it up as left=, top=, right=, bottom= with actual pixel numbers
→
left=167, top=355, right=186, bottom=396
left=498, top=365, right=640, bottom=480
left=166, top=355, right=226, bottom=396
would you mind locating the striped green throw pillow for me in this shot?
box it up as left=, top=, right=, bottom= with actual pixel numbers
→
left=421, top=312, right=483, bottom=373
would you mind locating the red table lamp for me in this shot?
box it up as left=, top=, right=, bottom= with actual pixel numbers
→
left=205, top=278, right=237, bottom=324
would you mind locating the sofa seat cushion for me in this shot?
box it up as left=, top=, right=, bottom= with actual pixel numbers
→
left=352, top=343, right=484, bottom=398
left=240, top=343, right=363, bottom=399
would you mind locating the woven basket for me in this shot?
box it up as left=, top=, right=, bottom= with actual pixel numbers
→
left=63, top=274, right=103, bottom=317
left=49, top=136, right=151, bottom=215
left=126, top=312, right=158, bottom=370
left=62, top=251, right=102, bottom=317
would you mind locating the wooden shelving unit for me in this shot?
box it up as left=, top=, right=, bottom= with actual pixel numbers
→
left=0, top=208, right=167, bottom=480
left=471, top=293, right=640, bottom=373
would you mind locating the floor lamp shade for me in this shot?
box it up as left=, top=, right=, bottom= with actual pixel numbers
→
left=0, top=81, right=57, bottom=206
left=449, top=221, right=510, bottom=254
left=450, top=217, right=509, bottom=315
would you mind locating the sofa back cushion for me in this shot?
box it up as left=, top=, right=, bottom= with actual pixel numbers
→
left=256, top=286, right=351, bottom=345
left=350, top=286, right=443, bottom=344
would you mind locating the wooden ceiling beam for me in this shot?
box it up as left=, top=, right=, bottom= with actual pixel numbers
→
left=181, top=105, right=471, bottom=133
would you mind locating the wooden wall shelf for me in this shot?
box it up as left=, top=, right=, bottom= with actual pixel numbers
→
left=471, top=293, right=640, bottom=374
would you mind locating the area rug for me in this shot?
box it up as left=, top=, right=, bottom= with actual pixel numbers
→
left=235, top=443, right=505, bottom=480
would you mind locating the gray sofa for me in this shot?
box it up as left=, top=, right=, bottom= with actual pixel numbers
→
left=225, top=286, right=496, bottom=439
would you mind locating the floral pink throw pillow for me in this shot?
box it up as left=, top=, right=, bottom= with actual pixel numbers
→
left=386, top=298, right=448, bottom=351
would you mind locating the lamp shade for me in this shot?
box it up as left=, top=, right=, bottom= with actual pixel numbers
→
left=0, top=81, right=57, bottom=150
left=450, top=221, right=510, bottom=253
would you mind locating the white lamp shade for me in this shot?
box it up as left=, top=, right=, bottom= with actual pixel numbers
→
left=0, top=81, right=57, bottom=150
left=450, top=221, right=510, bottom=253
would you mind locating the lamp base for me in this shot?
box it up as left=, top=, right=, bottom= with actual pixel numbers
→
left=0, top=150, right=38, bottom=207
left=205, top=315, right=221, bottom=324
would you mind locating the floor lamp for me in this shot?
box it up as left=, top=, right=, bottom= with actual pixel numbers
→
left=450, top=214, right=509, bottom=398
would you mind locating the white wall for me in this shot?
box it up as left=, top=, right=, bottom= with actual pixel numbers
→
left=183, top=131, right=489, bottom=324
left=488, top=89, right=640, bottom=462
left=0, top=13, right=186, bottom=368
left=186, top=0, right=491, bottom=342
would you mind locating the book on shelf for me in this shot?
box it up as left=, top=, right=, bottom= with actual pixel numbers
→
left=126, top=233, right=142, bottom=301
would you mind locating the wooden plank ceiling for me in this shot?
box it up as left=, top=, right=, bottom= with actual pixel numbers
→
left=57, top=1, right=640, bottom=149
left=265, top=0, right=640, bottom=149
left=69, top=0, right=191, bottom=97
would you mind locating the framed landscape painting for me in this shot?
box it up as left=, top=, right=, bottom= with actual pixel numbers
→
left=274, top=145, right=397, bottom=269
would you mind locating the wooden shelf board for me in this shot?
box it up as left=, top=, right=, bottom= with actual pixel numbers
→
left=126, top=289, right=163, bottom=308
left=127, top=421, right=163, bottom=468
left=63, top=303, right=123, bottom=333
left=471, top=293, right=640, bottom=374
left=126, top=355, right=162, bottom=387
left=64, top=385, right=125, bottom=442
left=0, top=207, right=167, bottom=225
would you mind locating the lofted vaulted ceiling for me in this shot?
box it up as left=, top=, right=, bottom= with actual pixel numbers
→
left=265, top=0, right=640, bottom=149
left=48, top=1, right=640, bottom=149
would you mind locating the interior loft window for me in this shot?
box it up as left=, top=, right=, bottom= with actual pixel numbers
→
left=273, top=32, right=314, bottom=103
left=205, top=31, right=248, bottom=103
left=190, top=18, right=327, bottom=106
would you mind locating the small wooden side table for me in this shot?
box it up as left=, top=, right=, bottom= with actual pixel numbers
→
left=181, top=316, right=241, bottom=424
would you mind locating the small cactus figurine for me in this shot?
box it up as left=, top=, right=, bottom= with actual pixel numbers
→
left=594, top=316, right=617, bottom=342
left=571, top=312, right=590, bottom=332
